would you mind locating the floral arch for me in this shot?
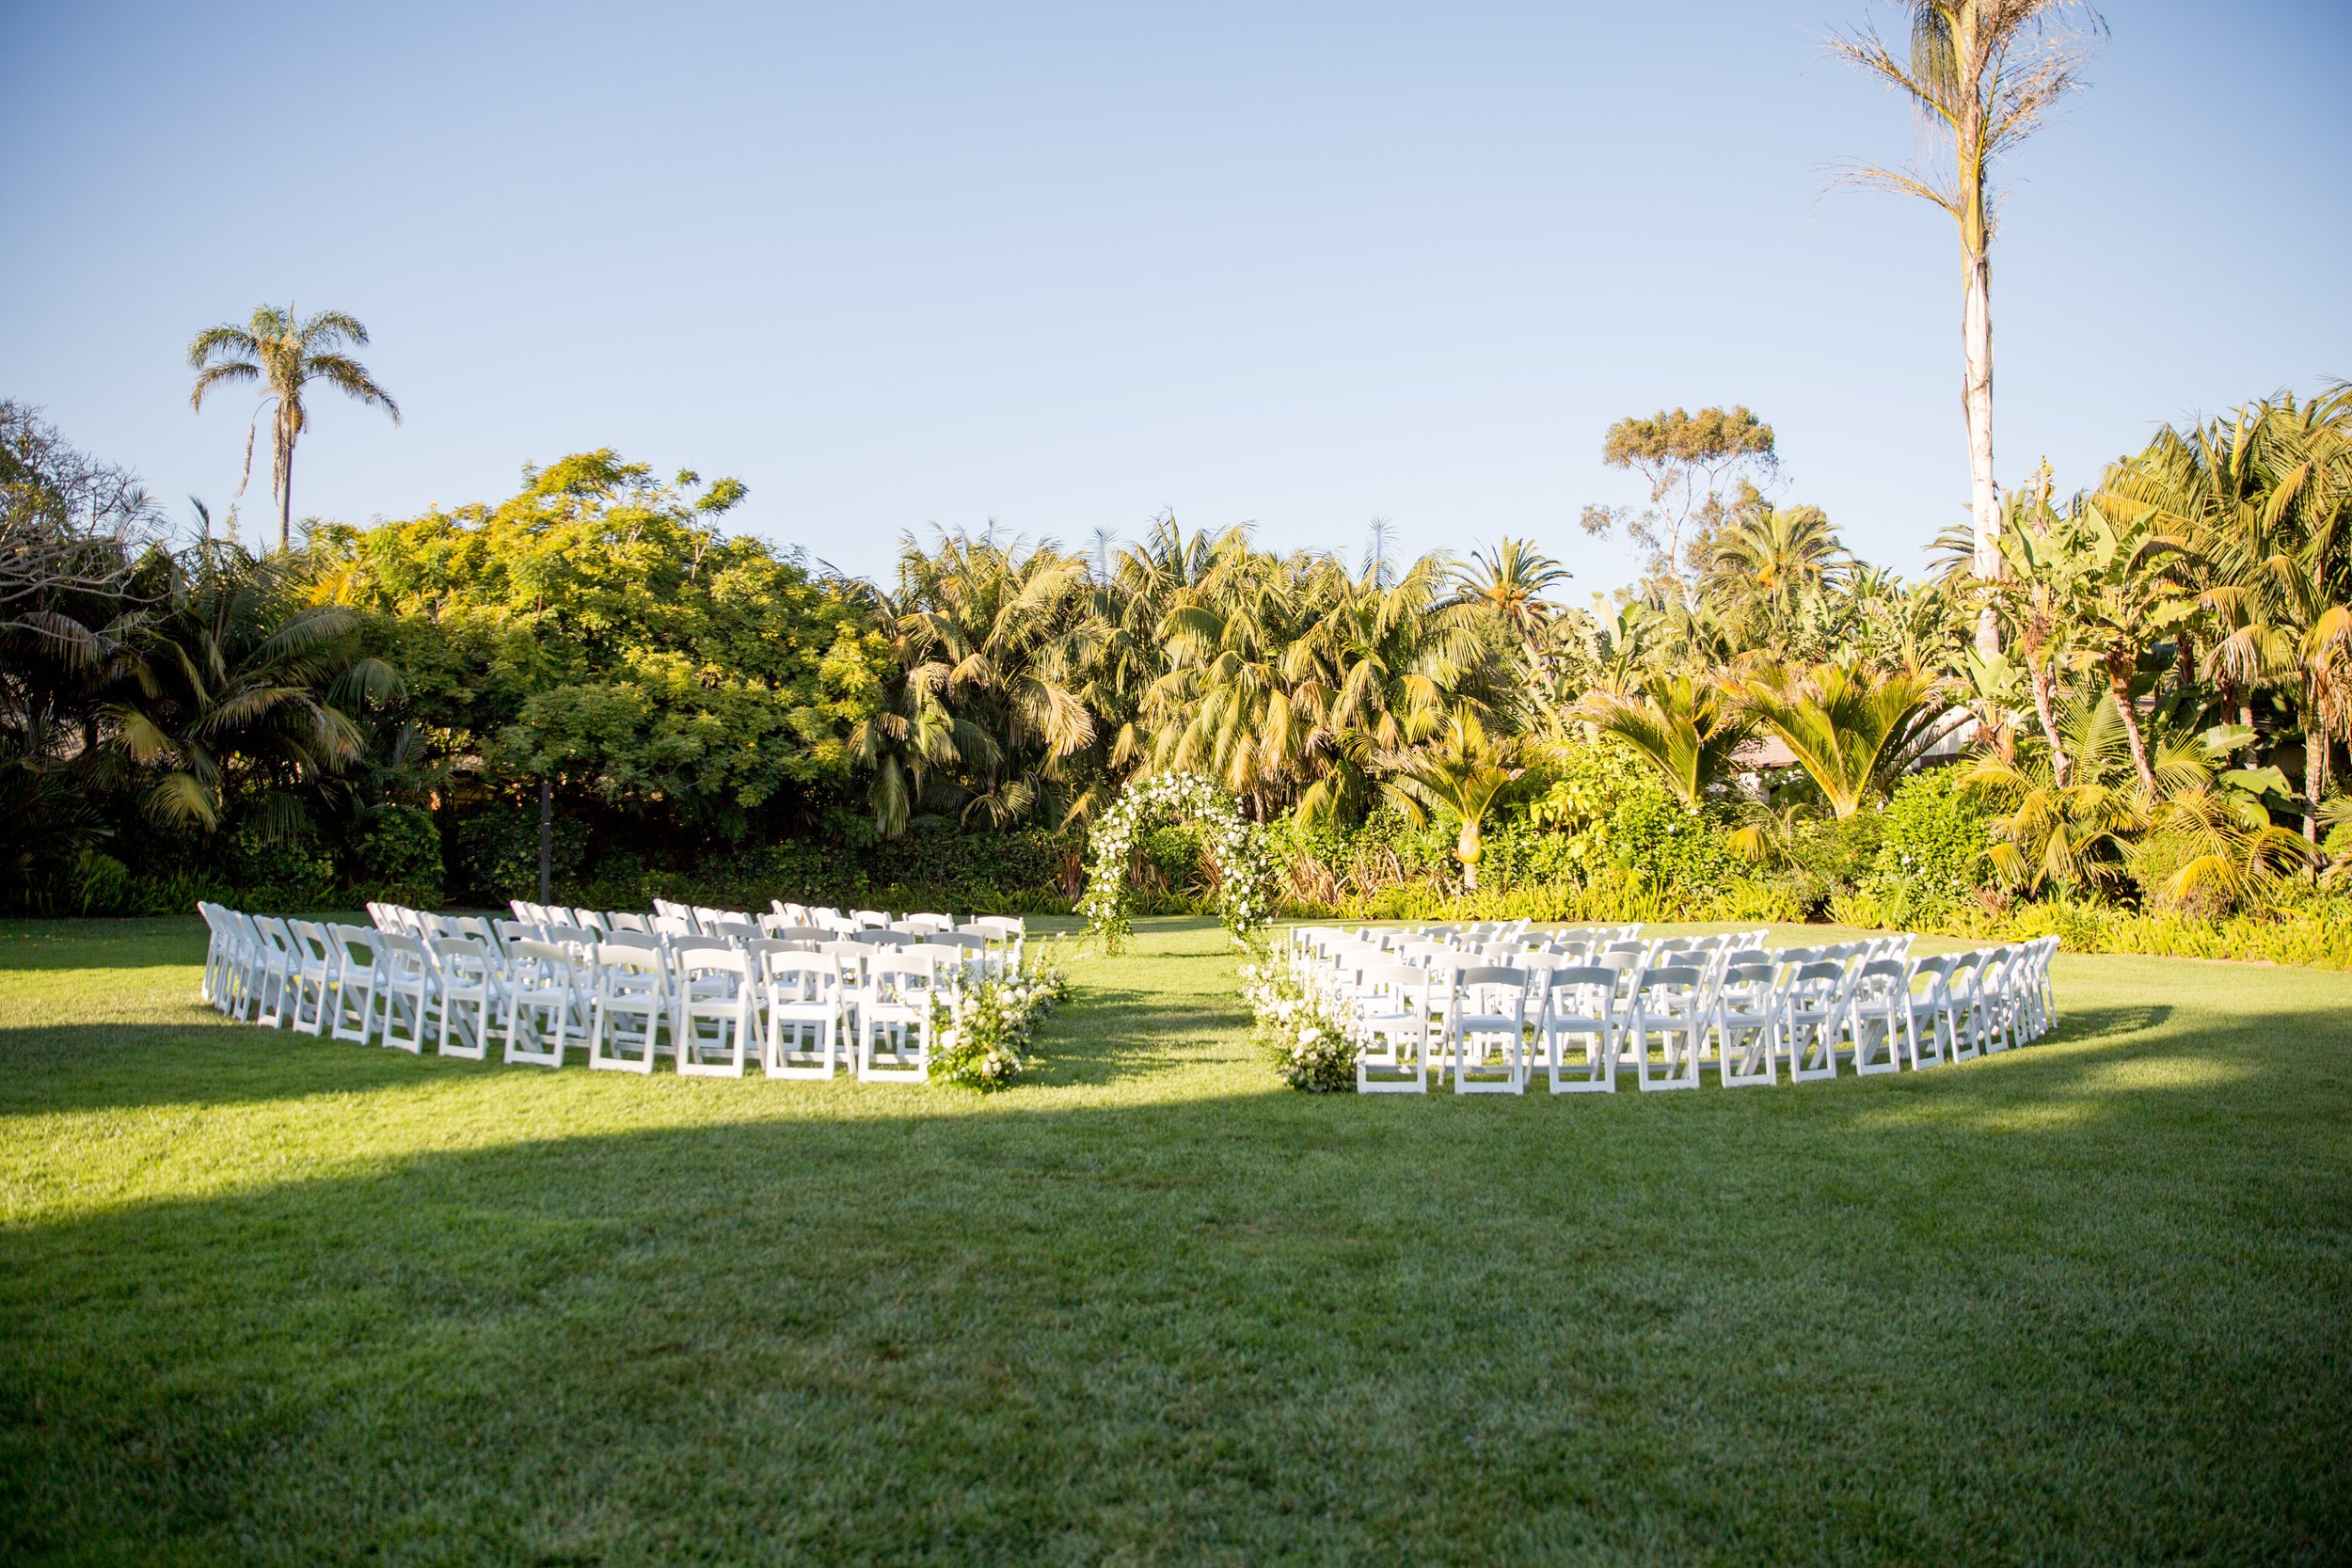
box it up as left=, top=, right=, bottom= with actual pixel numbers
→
left=1082, top=772, right=1279, bottom=954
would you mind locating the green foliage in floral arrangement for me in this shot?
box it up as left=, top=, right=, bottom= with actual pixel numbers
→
left=1238, top=958, right=1357, bottom=1092
left=928, top=946, right=1071, bottom=1090
left=1084, top=773, right=1277, bottom=953
left=1866, top=766, right=1991, bottom=916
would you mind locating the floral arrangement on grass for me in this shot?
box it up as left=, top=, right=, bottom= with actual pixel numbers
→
left=929, top=947, right=1072, bottom=1091
left=1084, top=771, right=1279, bottom=954
left=1238, top=958, right=1357, bottom=1093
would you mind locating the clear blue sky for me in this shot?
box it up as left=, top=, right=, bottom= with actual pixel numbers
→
left=4, top=1, right=2345, bottom=591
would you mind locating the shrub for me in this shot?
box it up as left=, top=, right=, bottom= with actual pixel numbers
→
left=223, top=823, right=339, bottom=911
left=348, top=804, right=443, bottom=907
left=1867, top=766, right=1992, bottom=915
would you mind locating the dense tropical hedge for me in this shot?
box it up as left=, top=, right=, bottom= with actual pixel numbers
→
left=6, top=387, right=2350, bottom=968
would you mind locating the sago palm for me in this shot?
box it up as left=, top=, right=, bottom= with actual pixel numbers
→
left=1577, top=673, right=1755, bottom=810
left=1731, top=658, right=1951, bottom=817
left=188, top=304, right=401, bottom=551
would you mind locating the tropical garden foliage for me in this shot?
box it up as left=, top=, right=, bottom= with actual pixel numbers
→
left=6, top=381, right=2350, bottom=964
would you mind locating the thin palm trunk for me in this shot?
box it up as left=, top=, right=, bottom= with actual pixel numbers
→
left=2027, top=658, right=2068, bottom=787
left=2109, top=668, right=2156, bottom=798
left=1963, top=249, right=2000, bottom=657
left=276, top=409, right=295, bottom=551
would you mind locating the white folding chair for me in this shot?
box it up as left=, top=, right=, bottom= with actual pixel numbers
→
left=1355, top=964, right=1433, bottom=1093
left=1784, top=960, right=1851, bottom=1083
left=858, top=951, right=937, bottom=1083
left=1629, top=964, right=1706, bottom=1091
left=589, top=943, right=670, bottom=1073
left=284, top=919, right=341, bottom=1036
left=1843, top=958, right=1912, bottom=1076
left=1708, top=953, right=1782, bottom=1087
left=327, top=924, right=386, bottom=1044
left=761, top=949, right=845, bottom=1078
left=1539, top=965, right=1620, bottom=1094
left=1448, top=966, right=1530, bottom=1094
left=430, top=936, right=502, bottom=1060
left=375, top=931, right=435, bottom=1053
left=675, top=948, right=755, bottom=1077
left=504, top=939, right=588, bottom=1067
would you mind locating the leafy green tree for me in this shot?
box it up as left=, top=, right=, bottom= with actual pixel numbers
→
left=188, top=305, right=401, bottom=551
left=1827, top=1, right=2105, bottom=656
left=327, top=451, right=884, bottom=871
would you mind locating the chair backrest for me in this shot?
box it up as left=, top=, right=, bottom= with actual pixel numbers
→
left=596, top=942, right=665, bottom=981
left=712, top=919, right=763, bottom=945
left=1639, top=964, right=1704, bottom=994
left=760, top=948, right=837, bottom=999
left=604, top=928, right=664, bottom=953
left=650, top=914, right=695, bottom=938
left=1454, top=964, right=1528, bottom=996
left=574, top=909, right=612, bottom=933
left=606, top=911, right=648, bottom=933
left=429, top=934, right=496, bottom=981
left=377, top=929, right=429, bottom=973
left=330, top=923, right=383, bottom=970
left=1545, top=965, right=1619, bottom=1012
left=511, top=938, right=580, bottom=987
left=288, top=918, right=335, bottom=966
left=677, top=946, right=751, bottom=981
left=850, top=928, right=913, bottom=948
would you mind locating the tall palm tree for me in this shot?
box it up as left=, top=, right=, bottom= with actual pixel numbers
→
left=1827, top=2, right=2104, bottom=655
left=1378, top=707, right=1521, bottom=891
left=188, top=304, right=401, bottom=551
left=1731, top=659, right=1952, bottom=817
left=1577, top=673, right=1756, bottom=810
left=1454, top=538, right=1570, bottom=643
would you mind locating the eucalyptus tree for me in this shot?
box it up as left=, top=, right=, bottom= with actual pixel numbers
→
left=1827, top=2, right=2105, bottom=655
left=188, top=304, right=401, bottom=551
left=1581, top=406, right=1777, bottom=603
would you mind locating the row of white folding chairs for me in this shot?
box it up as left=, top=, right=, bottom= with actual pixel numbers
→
left=1315, top=931, right=2055, bottom=1095
left=1294, top=927, right=1761, bottom=1091
left=214, top=908, right=985, bottom=1083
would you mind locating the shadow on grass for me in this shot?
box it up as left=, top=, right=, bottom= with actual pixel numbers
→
left=3, top=1014, right=2346, bottom=1567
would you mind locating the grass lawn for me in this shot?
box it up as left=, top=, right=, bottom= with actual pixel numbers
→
left=1, top=915, right=2346, bottom=1566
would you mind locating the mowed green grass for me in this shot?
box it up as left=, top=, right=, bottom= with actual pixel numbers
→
left=1, top=917, right=2345, bottom=1567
